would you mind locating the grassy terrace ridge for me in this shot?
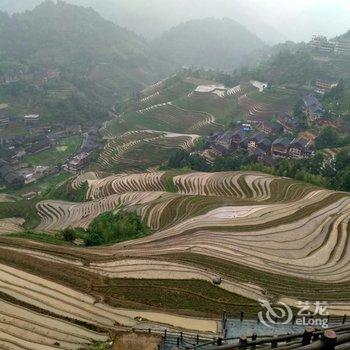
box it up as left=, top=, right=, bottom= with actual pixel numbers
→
left=0, top=246, right=261, bottom=318
left=248, top=86, right=299, bottom=104
left=7, top=231, right=70, bottom=245
left=173, top=92, right=242, bottom=126
left=161, top=253, right=350, bottom=302
left=138, top=79, right=195, bottom=109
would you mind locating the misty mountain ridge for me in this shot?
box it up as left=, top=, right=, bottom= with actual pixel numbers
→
left=0, top=1, right=269, bottom=75
left=0, top=0, right=170, bottom=89
left=0, top=0, right=290, bottom=44
left=155, top=17, right=266, bottom=71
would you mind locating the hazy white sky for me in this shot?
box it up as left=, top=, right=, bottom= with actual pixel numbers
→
left=1, top=0, right=349, bottom=42
left=111, top=0, right=350, bottom=41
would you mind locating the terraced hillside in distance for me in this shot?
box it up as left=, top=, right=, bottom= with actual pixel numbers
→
left=99, top=75, right=250, bottom=171
left=1, top=169, right=350, bottom=348
left=239, top=86, right=300, bottom=123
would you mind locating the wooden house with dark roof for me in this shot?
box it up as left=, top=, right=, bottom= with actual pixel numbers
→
left=289, top=137, right=311, bottom=159
left=271, top=138, right=291, bottom=158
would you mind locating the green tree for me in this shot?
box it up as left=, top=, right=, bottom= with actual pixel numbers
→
left=315, top=127, right=341, bottom=149
left=62, top=228, right=77, bottom=242
left=84, top=210, right=149, bottom=246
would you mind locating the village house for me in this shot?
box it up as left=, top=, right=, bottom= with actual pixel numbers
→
left=309, top=35, right=350, bottom=56
left=0, top=115, right=9, bottom=129
left=24, top=114, right=40, bottom=126
left=215, top=131, right=236, bottom=153
left=303, top=94, right=325, bottom=122
left=25, top=138, right=53, bottom=155
left=277, top=113, right=299, bottom=134
left=260, top=121, right=283, bottom=135
left=0, top=159, right=24, bottom=188
left=271, top=138, right=291, bottom=158
left=8, top=116, right=23, bottom=129
left=315, top=78, right=339, bottom=95
left=248, top=133, right=271, bottom=150
left=250, top=80, right=268, bottom=92
left=334, top=38, right=350, bottom=56
left=251, top=148, right=274, bottom=166
left=289, top=137, right=312, bottom=159
left=66, top=152, right=91, bottom=172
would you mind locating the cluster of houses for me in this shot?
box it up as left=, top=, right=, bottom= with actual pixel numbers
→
left=63, top=128, right=101, bottom=172
left=310, top=35, right=350, bottom=56
left=0, top=114, right=41, bottom=131
left=315, top=78, right=339, bottom=95
left=0, top=159, right=24, bottom=188
left=0, top=68, right=60, bottom=87
left=203, top=114, right=313, bottom=166
left=302, top=94, right=325, bottom=122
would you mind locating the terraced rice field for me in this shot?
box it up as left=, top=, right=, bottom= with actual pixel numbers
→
left=239, top=87, right=298, bottom=123
left=2, top=170, right=350, bottom=347
left=0, top=218, right=25, bottom=235
left=33, top=171, right=350, bottom=287
left=100, top=79, right=245, bottom=172
left=98, top=130, right=200, bottom=171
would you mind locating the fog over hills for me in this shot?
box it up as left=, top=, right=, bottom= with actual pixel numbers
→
left=156, top=18, right=266, bottom=71
left=1, top=0, right=349, bottom=44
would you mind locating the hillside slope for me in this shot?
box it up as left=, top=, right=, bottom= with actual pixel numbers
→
left=155, top=18, right=266, bottom=72
left=0, top=1, right=171, bottom=123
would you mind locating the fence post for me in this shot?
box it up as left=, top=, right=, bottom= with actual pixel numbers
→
left=271, top=335, right=278, bottom=348
left=251, top=333, right=257, bottom=350
left=164, top=329, right=167, bottom=339
left=322, top=330, right=337, bottom=350
left=313, top=332, right=320, bottom=342
left=239, top=335, right=247, bottom=349
left=342, top=314, right=347, bottom=324
left=222, top=310, right=227, bottom=324
left=302, top=327, right=315, bottom=345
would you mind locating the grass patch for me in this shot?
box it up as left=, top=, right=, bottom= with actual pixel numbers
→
left=162, top=174, right=178, bottom=193
left=98, top=279, right=261, bottom=318
left=11, top=172, right=72, bottom=197
left=174, top=93, right=241, bottom=127
left=26, top=135, right=82, bottom=166
left=0, top=199, right=41, bottom=229
left=249, top=86, right=298, bottom=104
left=7, top=231, right=68, bottom=245
left=49, top=179, right=89, bottom=202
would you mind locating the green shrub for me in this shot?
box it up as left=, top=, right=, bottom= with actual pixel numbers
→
left=84, top=210, right=149, bottom=246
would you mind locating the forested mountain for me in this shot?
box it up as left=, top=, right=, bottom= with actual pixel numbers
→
left=155, top=18, right=266, bottom=72
left=0, top=0, right=168, bottom=89
left=0, top=0, right=171, bottom=123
